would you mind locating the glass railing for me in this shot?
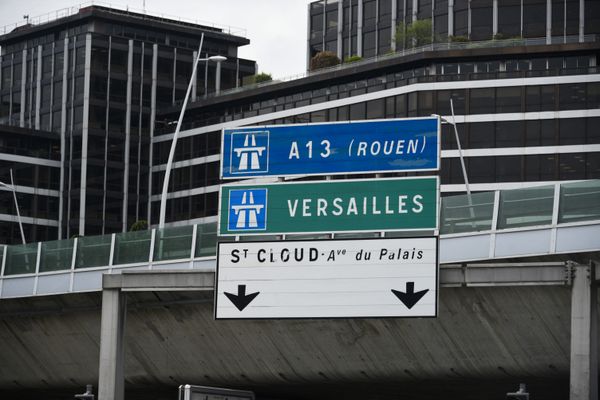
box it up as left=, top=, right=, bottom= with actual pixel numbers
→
left=1, top=180, right=599, bottom=276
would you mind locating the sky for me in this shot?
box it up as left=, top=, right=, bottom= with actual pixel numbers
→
left=0, top=0, right=313, bottom=78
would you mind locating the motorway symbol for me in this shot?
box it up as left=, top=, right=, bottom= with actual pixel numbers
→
left=221, top=117, right=440, bottom=179
left=227, top=188, right=268, bottom=232
left=391, top=282, right=429, bottom=309
left=224, top=285, right=260, bottom=311
left=229, top=130, right=269, bottom=174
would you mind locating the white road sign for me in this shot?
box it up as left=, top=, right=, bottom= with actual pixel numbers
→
left=215, top=237, right=438, bottom=319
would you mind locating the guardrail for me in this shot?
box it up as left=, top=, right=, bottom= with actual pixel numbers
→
left=0, top=180, right=598, bottom=279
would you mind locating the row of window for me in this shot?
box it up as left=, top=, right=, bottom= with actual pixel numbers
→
left=310, top=0, right=598, bottom=58
left=0, top=191, right=59, bottom=220
left=162, top=55, right=596, bottom=133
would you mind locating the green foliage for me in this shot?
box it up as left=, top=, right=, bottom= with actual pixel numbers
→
left=254, top=72, right=272, bottom=83
left=242, top=72, right=272, bottom=86
left=129, top=220, right=148, bottom=232
left=394, top=19, right=433, bottom=50
left=449, top=35, right=470, bottom=42
left=344, top=55, right=363, bottom=63
left=310, top=51, right=341, bottom=71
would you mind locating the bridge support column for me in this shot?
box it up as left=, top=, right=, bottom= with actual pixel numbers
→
left=98, top=288, right=126, bottom=400
left=570, top=261, right=598, bottom=400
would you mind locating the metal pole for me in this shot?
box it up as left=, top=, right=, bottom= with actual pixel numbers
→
left=158, top=33, right=204, bottom=229
left=450, top=99, right=471, bottom=197
left=449, top=99, right=475, bottom=223
left=10, top=169, right=26, bottom=244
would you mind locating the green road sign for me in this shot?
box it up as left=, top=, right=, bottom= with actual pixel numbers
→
left=218, top=176, right=438, bottom=235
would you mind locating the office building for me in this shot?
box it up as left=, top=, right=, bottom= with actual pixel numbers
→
left=155, top=5, right=599, bottom=226
left=0, top=4, right=256, bottom=241
left=306, top=0, right=600, bottom=64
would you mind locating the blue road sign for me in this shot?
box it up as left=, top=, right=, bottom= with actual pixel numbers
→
left=221, top=117, right=439, bottom=179
left=227, top=188, right=268, bottom=232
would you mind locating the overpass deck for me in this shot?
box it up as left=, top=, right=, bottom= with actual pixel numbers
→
left=0, top=179, right=598, bottom=299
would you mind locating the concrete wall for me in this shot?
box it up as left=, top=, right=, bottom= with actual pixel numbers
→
left=0, top=286, right=596, bottom=399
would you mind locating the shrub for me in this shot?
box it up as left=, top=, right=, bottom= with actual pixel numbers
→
left=395, top=19, right=434, bottom=49
left=310, top=51, right=341, bottom=71
left=344, top=55, right=363, bottom=63
left=254, top=72, right=272, bottom=83
left=129, top=220, right=148, bottom=231
left=449, top=35, right=470, bottom=42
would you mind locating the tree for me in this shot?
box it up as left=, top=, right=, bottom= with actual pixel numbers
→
left=310, top=51, right=341, bottom=71
left=394, top=19, right=433, bottom=50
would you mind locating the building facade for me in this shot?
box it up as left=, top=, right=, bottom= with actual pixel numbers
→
left=155, top=37, right=599, bottom=227
left=0, top=5, right=256, bottom=241
left=0, top=2, right=599, bottom=242
left=306, top=0, right=600, bottom=65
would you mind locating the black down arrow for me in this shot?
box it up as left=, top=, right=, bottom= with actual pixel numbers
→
left=224, top=285, right=260, bottom=311
left=391, top=282, right=429, bottom=309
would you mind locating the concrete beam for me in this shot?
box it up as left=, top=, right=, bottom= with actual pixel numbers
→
left=102, top=270, right=214, bottom=291
left=440, top=262, right=570, bottom=287
left=569, top=261, right=598, bottom=400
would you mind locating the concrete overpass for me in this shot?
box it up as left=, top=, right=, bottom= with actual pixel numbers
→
left=0, top=180, right=598, bottom=399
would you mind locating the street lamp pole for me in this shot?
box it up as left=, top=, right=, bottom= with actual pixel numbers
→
left=158, top=33, right=227, bottom=229
left=0, top=168, right=26, bottom=244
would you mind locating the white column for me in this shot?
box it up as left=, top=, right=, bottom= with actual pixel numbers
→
left=579, top=0, right=584, bottom=42
left=492, top=0, right=498, bottom=36
left=391, top=0, right=397, bottom=51
left=122, top=40, right=133, bottom=233
left=306, top=3, right=312, bottom=69
left=20, top=49, right=26, bottom=128
left=448, top=0, right=454, bottom=37
left=569, top=261, right=598, bottom=400
left=147, top=44, right=158, bottom=224
left=60, top=37, right=69, bottom=238
left=79, top=33, right=92, bottom=236
left=412, top=0, right=418, bottom=22
left=98, top=288, right=127, bottom=400
left=357, top=0, right=364, bottom=56
left=337, top=0, right=344, bottom=59
left=35, top=45, right=42, bottom=130
left=546, top=0, right=552, bottom=44
left=191, top=50, right=197, bottom=101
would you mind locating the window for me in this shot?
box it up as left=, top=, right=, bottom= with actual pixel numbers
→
left=523, top=0, right=546, bottom=37
left=498, top=0, right=521, bottom=37
left=496, top=121, right=523, bottom=147
left=469, top=88, right=495, bottom=114
left=559, top=118, right=586, bottom=145
left=496, top=87, right=521, bottom=113
left=470, top=0, right=493, bottom=40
